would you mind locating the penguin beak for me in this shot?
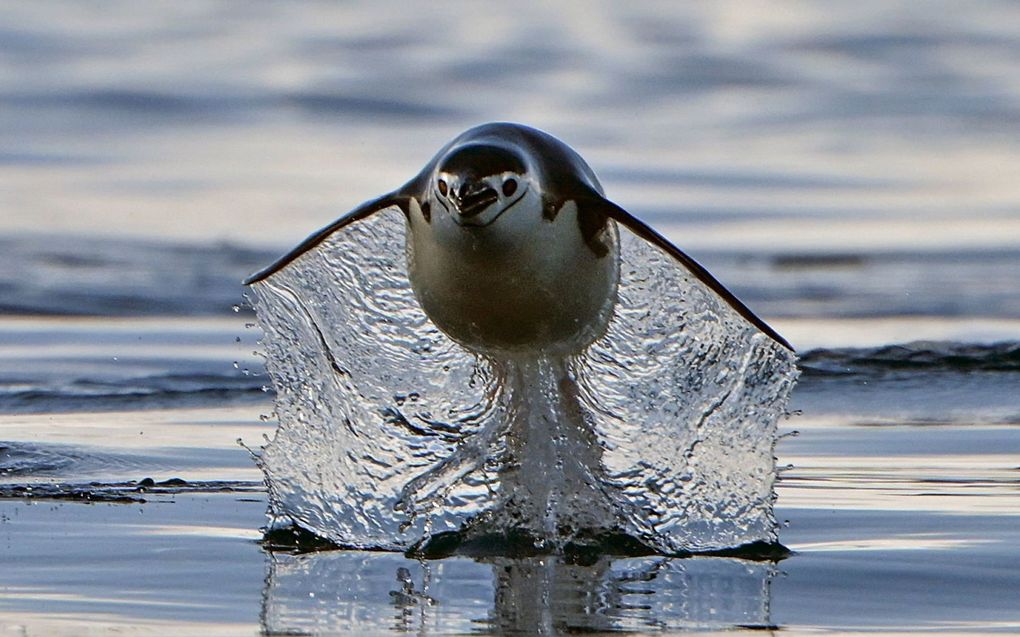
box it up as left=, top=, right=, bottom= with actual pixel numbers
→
left=452, top=181, right=498, bottom=219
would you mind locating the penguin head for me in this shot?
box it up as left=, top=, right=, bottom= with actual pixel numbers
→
left=430, top=143, right=532, bottom=227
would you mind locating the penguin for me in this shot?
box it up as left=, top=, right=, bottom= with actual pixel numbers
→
left=245, top=123, right=797, bottom=555
left=245, top=122, right=791, bottom=354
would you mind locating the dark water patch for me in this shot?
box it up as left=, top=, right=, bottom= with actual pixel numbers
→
left=622, top=53, right=791, bottom=98
left=61, top=89, right=210, bottom=114
left=0, top=371, right=269, bottom=413
left=600, top=167, right=895, bottom=190
left=281, top=92, right=463, bottom=120
left=0, top=90, right=258, bottom=121
left=0, top=234, right=271, bottom=316
left=1, top=482, right=144, bottom=503
left=1, top=88, right=469, bottom=126
left=800, top=341, right=1020, bottom=378
left=0, top=441, right=80, bottom=476
left=745, top=88, right=1020, bottom=133
left=1, top=384, right=266, bottom=413
left=0, top=441, right=170, bottom=480
left=0, top=478, right=262, bottom=504
left=446, top=44, right=574, bottom=82
left=789, top=342, right=1020, bottom=426
left=822, top=89, right=1020, bottom=124
left=0, top=440, right=264, bottom=484
left=772, top=253, right=867, bottom=269
left=788, top=31, right=1020, bottom=60
left=298, top=32, right=427, bottom=55
left=722, top=248, right=1020, bottom=319
left=0, top=150, right=104, bottom=166
left=0, top=26, right=61, bottom=55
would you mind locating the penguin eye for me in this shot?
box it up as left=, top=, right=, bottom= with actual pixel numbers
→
left=437, top=179, right=448, bottom=197
left=502, top=178, right=518, bottom=197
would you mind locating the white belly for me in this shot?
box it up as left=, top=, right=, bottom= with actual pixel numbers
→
left=405, top=195, right=620, bottom=356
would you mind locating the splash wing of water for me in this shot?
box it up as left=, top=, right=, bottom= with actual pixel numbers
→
left=250, top=206, right=797, bottom=553
left=575, top=229, right=798, bottom=551
left=251, top=207, right=506, bottom=550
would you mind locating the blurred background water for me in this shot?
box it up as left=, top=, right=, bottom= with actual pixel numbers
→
left=1, top=1, right=1018, bottom=635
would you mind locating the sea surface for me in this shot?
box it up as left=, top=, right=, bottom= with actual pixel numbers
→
left=2, top=1, right=1019, bottom=635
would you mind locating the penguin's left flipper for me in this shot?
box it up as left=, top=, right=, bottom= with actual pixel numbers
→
left=243, top=193, right=409, bottom=286
left=580, top=194, right=793, bottom=352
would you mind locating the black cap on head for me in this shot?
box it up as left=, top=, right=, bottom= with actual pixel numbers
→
left=439, top=143, right=527, bottom=180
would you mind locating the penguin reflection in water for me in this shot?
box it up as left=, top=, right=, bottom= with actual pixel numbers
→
left=246, top=123, right=797, bottom=555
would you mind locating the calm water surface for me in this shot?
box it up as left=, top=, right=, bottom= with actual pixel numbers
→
left=1, top=1, right=1019, bottom=635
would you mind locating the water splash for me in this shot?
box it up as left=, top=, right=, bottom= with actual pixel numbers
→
left=249, top=207, right=797, bottom=554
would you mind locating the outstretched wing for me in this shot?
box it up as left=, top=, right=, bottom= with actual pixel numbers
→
left=588, top=196, right=792, bottom=351
left=246, top=205, right=506, bottom=550
left=244, top=193, right=409, bottom=285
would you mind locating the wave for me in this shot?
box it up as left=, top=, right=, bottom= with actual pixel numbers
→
left=799, top=341, right=1020, bottom=377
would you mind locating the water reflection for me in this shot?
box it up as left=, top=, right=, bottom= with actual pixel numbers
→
left=260, top=549, right=777, bottom=634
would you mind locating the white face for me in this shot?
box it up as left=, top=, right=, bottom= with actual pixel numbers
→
left=430, top=169, right=531, bottom=227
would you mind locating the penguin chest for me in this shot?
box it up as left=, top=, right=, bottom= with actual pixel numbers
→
left=405, top=201, right=620, bottom=355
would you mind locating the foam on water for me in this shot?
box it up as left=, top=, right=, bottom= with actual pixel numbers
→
left=250, top=207, right=797, bottom=554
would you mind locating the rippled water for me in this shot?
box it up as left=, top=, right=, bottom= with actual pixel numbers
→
left=2, top=1, right=1020, bottom=635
